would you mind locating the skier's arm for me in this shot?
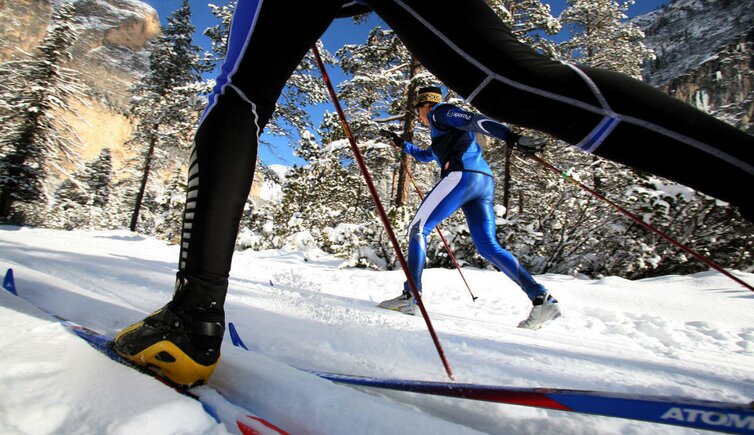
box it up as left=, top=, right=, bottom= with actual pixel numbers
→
left=380, top=129, right=433, bottom=162
left=402, top=140, right=435, bottom=163
left=432, top=105, right=515, bottom=143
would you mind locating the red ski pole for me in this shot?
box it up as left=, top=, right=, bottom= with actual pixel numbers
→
left=312, top=45, right=454, bottom=379
left=528, top=154, right=754, bottom=293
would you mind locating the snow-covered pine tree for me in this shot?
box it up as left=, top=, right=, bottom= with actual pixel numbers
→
left=203, top=1, right=237, bottom=65
left=274, top=132, right=363, bottom=252
left=53, top=147, right=112, bottom=209
left=127, top=0, right=209, bottom=233
left=266, top=41, right=334, bottom=153
left=49, top=147, right=114, bottom=230
left=154, top=168, right=186, bottom=243
left=560, top=0, right=654, bottom=79
left=86, top=148, right=112, bottom=208
left=0, top=3, right=86, bottom=223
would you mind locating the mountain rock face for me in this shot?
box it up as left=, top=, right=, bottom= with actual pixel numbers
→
left=636, top=0, right=754, bottom=132
left=1, top=0, right=159, bottom=106
left=0, top=0, right=160, bottom=164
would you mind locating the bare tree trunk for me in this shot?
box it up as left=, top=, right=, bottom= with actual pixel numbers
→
left=395, top=56, right=421, bottom=208
left=129, top=131, right=158, bottom=232
left=503, top=144, right=513, bottom=217
left=0, top=152, right=23, bottom=220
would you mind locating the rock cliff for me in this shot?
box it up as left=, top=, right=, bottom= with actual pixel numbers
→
left=0, top=0, right=161, bottom=170
left=637, top=0, right=753, bottom=132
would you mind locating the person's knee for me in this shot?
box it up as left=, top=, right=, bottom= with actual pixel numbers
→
left=408, top=221, right=429, bottom=241
left=473, top=238, right=499, bottom=261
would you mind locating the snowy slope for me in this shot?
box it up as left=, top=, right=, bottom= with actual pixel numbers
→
left=1, top=226, right=753, bottom=434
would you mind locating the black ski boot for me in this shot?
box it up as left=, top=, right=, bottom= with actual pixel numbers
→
left=113, top=272, right=227, bottom=386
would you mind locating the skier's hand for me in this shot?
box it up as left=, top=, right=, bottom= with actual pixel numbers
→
left=380, top=129, right=403, bottom=148
left=506, top=132, right=545, bottom=155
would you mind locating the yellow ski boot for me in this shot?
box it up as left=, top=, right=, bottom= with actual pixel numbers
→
left=114, top=273, right=226, bottom=386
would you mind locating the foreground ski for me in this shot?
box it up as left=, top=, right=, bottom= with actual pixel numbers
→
left=226, top=321, right=753, bottom=434
left=309, top=372, right=754, bottom=434
left=2, top=269, right=288, bottom=435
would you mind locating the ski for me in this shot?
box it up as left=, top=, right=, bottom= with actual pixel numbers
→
left=308, top=372, right=754, bottom=434
left=232, top=322, right=753, bottom=434
left=2, top=268, right=288, bottom=435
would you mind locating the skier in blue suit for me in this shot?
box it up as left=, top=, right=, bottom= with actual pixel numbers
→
left=378, top=87, right=561, bottom=329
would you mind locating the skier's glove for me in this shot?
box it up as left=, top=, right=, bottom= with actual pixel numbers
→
left=380, top=129, right=403, bottom=148
left=506, top=132, right=545, bottom=155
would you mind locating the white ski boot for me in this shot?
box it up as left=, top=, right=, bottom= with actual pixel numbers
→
left=518, top=293, right=561, bottom=330
left=377, top=291, right=419, bottom=316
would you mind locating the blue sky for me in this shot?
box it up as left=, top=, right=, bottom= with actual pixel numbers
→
left=141, top=0, right=671, bottom=166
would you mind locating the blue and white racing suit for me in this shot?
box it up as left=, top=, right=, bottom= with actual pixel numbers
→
left=403, top=104, right=547, bottom=301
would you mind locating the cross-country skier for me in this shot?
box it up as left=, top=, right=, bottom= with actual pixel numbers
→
left=378, top=86, right=561, bottom=329
left=114, top=0, right=754, bottom=386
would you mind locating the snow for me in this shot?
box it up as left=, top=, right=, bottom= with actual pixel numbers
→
left=1, top=226, right=753, bottom=434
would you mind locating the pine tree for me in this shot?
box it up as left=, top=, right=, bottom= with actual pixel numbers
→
left=54, top=148, right=112, bottom=208
left=560, top=0, right=655, bottom=79
left=127, top=0, right=209, bottom=232
left=238, top=166, right=284, bottom=252
left=86, top=148, right=112, bottom=208
left=258, top=40, right=333, bottom=161
left=274, top=134, right=363, bottom=250
left=0, top=3, right=86, bottom=222
left=154, top=168, right=186, bottom=243
left=203, top=1, right=237, bottom=64
left=50, top=148, right=114, bottom=230
left=487, top=0, right=562, bottom=57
